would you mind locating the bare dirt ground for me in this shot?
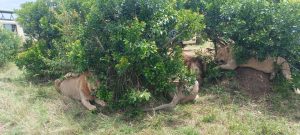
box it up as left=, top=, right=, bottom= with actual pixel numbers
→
left=235, top=68, right=271, bottom=98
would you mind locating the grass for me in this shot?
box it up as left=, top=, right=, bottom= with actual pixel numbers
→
left=0, top=63, right=299, bottom=135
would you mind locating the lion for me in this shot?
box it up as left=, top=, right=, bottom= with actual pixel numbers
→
left=183, top=54, right=204, bottom=88
left=143, top=80, right=199, bottom=111
left=54, top=71, right=106, bottom=110
left=215, top=45, right=300, bottom=94
left=215, top=45, right=292, bottom=80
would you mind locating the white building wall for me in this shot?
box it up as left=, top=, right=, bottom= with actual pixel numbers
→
left=0, top=20, right=25, bottom=42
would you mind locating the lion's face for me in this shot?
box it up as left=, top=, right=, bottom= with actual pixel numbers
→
left=215, top=46, right=230, bottom=65
left=86, top=73, right=100, bottom=91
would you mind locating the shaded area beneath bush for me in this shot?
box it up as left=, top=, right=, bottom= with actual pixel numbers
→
left=235, top=68, right=271, bottom=99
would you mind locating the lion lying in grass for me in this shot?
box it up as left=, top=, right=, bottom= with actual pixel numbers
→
left=143, top=80, right=199, bottom=111
left=215, top=45, right=299, bottom=93
left=144, top=55, right=202, bottom=111
left=54, top=71, right=106, bottom=110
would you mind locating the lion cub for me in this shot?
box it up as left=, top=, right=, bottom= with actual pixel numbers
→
left=55, top=71, right=106, bottom=110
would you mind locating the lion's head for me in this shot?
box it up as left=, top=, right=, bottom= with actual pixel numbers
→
left=215, top=46, right=231, bottom=65
left=84, top=71, right=100, bottom=92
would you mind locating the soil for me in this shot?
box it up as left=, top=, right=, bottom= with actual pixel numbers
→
left=235, top=67, right=271, bottom=98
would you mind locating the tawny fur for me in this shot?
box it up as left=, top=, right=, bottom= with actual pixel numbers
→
left=183, top=55, right=204, bottom=87
left=144, top=80, right=199, bottom=111
left=54, top=72, right=106, bottom=110
left=215, top=46, right=292, bottom=80
left=216, top=46, right=300, bottom=94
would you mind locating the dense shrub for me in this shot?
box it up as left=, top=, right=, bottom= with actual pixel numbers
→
left=188, top=0, right=300, bottom=65
left=16, top=0, right=68, bottom=78
left=184, top=0, right=300, bottom=90
left=15, top=41, right=71, bottom=78
left=220, top=1, right=300, bottom=64
left=197, top=55, right=235, bottom=85
left=16, top=0, right=205, bottom=108
left=16, top=0, right=60, bottom=45
left=0, top=29, right=21, bottom=67
left=74, top=0, right=204, bottom=108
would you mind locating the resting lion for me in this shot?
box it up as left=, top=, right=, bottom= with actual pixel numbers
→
left=54, top=71, right=106, bottom=110
left=215, top=45, right=292, bottom=80
left=144, top=80, right=199, bottom=111
left=216, top=45, right=300, bottom=94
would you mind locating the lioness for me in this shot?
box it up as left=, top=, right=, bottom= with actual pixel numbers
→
left=216, top=45, right=292, bottom=80
left=216, top=45, right=300, bottom=94
left=144, top=80, right=199, bottom=111
left=55, top=71, right=106, bottom=110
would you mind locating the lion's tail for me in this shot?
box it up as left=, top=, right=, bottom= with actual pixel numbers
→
left=54, top=79, right=62, bottom=94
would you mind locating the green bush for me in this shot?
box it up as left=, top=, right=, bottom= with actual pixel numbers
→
left=185, top=0, right=300, bottom=65
left=199, top=55, right=235, bottom=85
left=16, top=0, right=60, bottom=44
left=220, top=1, right=300, bottom=64
left=185, top=0, right=300, bottom=92
left=16, top=41, right=52, bottom=78
left=16, top=0, right=205, bottom=109
left=15, top=41, right=71, bottom=79
left=0, top=29, right=21, bottom=67
left=16, top=0, right=69, bottom=79
left=76, top=0, right=204, bottom=108
left=185, top=0, right=300, bottom=64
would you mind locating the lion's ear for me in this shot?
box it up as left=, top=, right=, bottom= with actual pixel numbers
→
left=226, top=46, right=230, bottom=52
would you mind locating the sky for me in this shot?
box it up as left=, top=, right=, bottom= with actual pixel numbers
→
left=0, top=0, right=35, bottom=11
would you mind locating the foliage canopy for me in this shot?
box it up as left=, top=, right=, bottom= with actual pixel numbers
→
left=185, top=0, right=300, bottom=90
left=16, top=0, right=204, bottom=108
left=16, top=0, right=300, bottom=108
left=0, top=29, right=21, bottom=67
left=186, top=0, right=300, bottom=66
